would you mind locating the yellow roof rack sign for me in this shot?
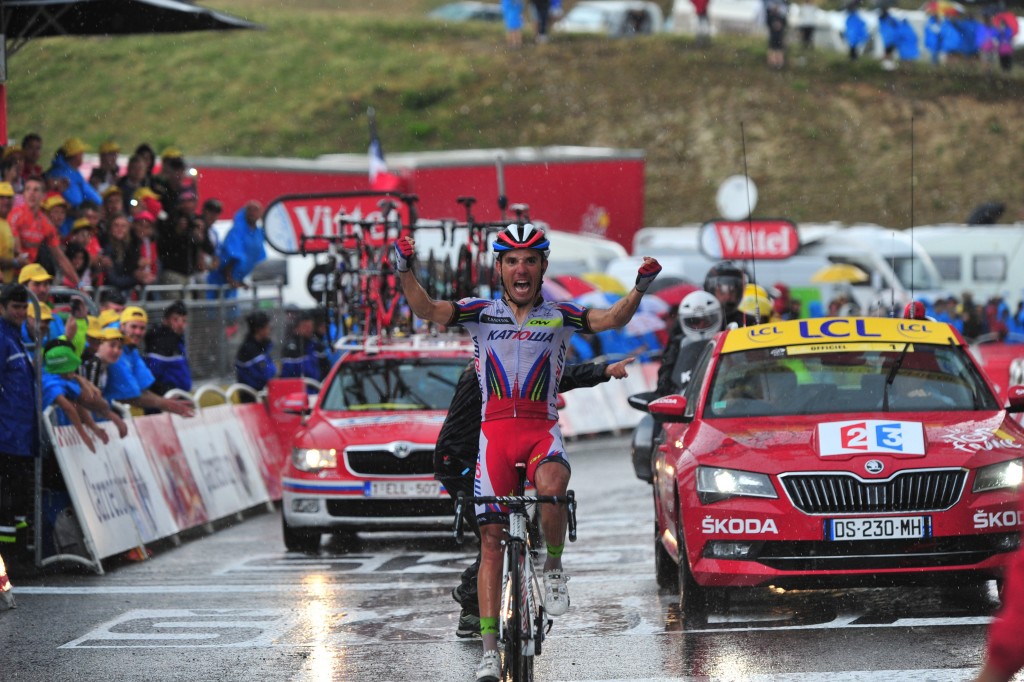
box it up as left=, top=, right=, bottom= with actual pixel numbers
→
left=722, top=317, right=962, bottom=353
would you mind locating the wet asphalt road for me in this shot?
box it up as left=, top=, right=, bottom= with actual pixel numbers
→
left=0, top=435, right=1008, bottom=682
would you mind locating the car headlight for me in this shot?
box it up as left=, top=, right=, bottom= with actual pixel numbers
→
left=973, top=459, right=1023, bottom=493
left=292, top=448, right=337, bottom=472
left=696, top=466, right=777, bottom=504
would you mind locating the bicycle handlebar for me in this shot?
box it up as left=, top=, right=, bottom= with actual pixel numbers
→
left=452, top=490, right=577, bottom=544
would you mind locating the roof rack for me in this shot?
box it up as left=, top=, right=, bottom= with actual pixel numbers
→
left=333, top=331, right=473, bottom=355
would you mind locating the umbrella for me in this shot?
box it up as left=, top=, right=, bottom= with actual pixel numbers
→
left=652, top=282, right=700, bottom=309
left=552, top=274, right=596, bottom=297
left=581, top=272, right=628, bottom=295
left=925, top=0, right=962, bottom=18
left=624, top=311, right=667, bottom=337
left=993, top=11, right=1019, bottom=35
left=811, top=263, right=869, bottom=284
left=644, top=275, right=688, bottom=294
left=542, top=279, right=572, bottom=302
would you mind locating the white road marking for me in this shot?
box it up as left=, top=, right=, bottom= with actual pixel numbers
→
left=549, top=674, right=989, bottom=682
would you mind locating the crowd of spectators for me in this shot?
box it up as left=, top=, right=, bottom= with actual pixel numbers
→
left=0, top=132, right=269, bottom=302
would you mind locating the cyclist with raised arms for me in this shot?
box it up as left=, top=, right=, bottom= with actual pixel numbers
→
left=394, top=224, right=661, bottom=682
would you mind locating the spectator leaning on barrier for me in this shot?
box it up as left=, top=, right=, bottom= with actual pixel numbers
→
left=76, top=322, right=129, bottom=438
left=9, top=176, right=80, bottom=287
left=144, top=300, right=192, bottom=395
left=41, top=339, right=107, bottom=454
left=235, top=310, right=276, bottom=394
left=207, top=201, right=266, bottom=297
left=280, top=310, right=329, bottom=382
left=0, top=284, right=38, bottom=545
left=104, top=306, right=195, bottom=417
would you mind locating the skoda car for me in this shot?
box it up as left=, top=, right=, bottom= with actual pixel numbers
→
left=280, top=336, right=472, bottom=552
left=638, top=316, right=1024, bottom=611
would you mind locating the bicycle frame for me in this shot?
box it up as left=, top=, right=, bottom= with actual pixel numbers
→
left=453, top=476, right=577, bottom=682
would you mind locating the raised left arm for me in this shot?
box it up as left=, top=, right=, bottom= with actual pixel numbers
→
left=585, top=257, right=660, bottom=333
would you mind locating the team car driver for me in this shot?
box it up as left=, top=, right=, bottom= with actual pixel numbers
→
left=394, top=224, right=660, bottom=682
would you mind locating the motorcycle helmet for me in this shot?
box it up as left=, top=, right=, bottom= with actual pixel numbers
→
left=703, top=260, right=745, bottom=315
left=678, top=290, right=723, bottom=341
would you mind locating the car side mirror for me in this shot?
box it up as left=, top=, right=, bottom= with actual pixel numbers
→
left=281, top=391, right=311, bottom=416
left=628, top=390, right=660, bottom=413
left=1006, top=385, right=1024, bottom=414
left=648, top=395, right=689, bottom=423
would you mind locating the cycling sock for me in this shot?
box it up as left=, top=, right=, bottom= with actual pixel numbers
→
left=480, top=616, right=498, bottom=636
left=545, top=543, right=564, bottom=572
left=546, top=543, right=564, bottom=558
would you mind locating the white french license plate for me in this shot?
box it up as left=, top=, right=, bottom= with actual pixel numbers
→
left=366, top=480, right=441, bottom=498
left=825, top=516, right=931, bottom=541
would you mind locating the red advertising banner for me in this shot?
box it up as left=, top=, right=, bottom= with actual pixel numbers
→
left=263, top=191, right=413, bottom=255
left=133, top=414, right=210, bottom=529
left=233, top=404, right=286, bottom=501
left=699, top=219, right=800, bottom=260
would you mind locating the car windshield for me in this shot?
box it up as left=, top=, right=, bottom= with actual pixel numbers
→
left=321, top=357, right=466, bottom=411
left=705, top=343, right=998, bottom=418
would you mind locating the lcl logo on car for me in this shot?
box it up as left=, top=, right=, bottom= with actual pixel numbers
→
left=865, top=460, right=884, bottom=474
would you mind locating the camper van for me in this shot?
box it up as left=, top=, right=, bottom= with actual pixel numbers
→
left=626, top=222, right=948, bottom=314
left=912, top=224, right=1024, bottom=303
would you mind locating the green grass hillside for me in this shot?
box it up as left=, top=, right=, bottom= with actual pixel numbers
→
left=8, top=0, right=1024, bottom=228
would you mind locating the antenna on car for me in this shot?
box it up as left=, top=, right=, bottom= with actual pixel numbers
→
left=740, top=122, right=761, bottom=324
left=910, top=116, right=916, bottom=303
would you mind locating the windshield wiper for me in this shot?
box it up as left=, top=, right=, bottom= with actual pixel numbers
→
left=882, top=343, right=911, bottom=412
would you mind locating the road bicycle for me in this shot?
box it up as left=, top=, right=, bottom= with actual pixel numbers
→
left=453, top=464, right=577, bottom=682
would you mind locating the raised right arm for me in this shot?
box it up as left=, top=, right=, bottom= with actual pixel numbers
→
left=395, top=236, right=456, bottom=327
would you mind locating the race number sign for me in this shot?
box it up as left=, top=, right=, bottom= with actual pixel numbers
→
left=818, top=420, right=926, bottom=457
left=263, top=191, right=412, bottom=255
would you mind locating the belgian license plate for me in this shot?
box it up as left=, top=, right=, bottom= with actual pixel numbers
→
left=825, top=516, right=931, bottom=541
left=366, top=481, right=441, bottom=498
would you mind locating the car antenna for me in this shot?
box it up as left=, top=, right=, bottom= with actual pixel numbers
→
left=910, top=116, right=916, bottom=304
left=740, top=122, right=760, bottom=324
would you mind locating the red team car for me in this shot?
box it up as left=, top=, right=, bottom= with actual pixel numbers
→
left=641, top=316, right=1024, bottom=610
left=280, top=336, right=472, bottom=551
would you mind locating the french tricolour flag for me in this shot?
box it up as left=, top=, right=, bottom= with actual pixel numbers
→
left=368, top=108, right=401, bottom=191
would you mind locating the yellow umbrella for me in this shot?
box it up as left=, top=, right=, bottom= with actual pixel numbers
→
left=581, top=272, right=629, bottom=295
left=811, top=263, right=869, bottom=284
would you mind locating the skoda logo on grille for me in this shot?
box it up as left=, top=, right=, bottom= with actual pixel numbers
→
left=864, top=460, right=884, bottom=475
left=391, top=442, right=412, bottom=459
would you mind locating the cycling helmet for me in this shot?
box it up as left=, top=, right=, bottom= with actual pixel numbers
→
left=677, top=291, right=723, bottom=341
left=703, top=260, right=745, bottom=314
left=493, top=223, right=550, bottom=259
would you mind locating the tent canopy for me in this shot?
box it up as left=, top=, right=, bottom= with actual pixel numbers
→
left=3, top=0, right=262, bottom=56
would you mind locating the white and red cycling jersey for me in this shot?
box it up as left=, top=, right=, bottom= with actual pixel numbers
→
left=449, top=296, right=593, bottom=423
left=448, top=296, right=593, bottom=522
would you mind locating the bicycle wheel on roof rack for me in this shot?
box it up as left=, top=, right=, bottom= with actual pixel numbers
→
left=442, top=253, right=454, bottom=301
left=455, top=244, right=474, bottom=299
left=425, top=249, right=439, bottom=300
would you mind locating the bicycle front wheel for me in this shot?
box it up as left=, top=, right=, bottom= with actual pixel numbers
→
left=503, top=541, right=534, bottom=682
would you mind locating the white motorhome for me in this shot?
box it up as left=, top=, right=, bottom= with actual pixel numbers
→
left=626, top=222, right=949, bottom=313
left=912, top=224, right=1024, bottom=303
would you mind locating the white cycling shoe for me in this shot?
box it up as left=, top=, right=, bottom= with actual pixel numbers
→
left=475, top=650, right=500, bottom=682
left=543, top=570, right=570, bottom=616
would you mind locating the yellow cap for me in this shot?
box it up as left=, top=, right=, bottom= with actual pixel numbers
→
left=18, top=263, right=54, bottom=283
left=72, top=217, right=93, bottom=232
left=0, top=182, right=14, bottom=197
left=88, top=321, right=123, bottom=341
left=98, top=309, right=122, bottom=329
left=27, top=302, right=53, bottom=321
left=2, top=145, right=22, bottom=159
left=120, top=306, right=148, bottom=326
left=42, top=194, right=68, bottom=211
left=99, top=141, right=120, bottom=154
left=161, top=146, right=183, bottom=159
left=132, top=187, right=160, bottom=202
left=101, top=185, right=122, bottom=199
left=61, top=137, right=88, bottom=156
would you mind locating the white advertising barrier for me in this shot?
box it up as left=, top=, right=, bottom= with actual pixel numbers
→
left=45, top=415, right=179, bottom=563
left=559, top=361, right=658, bottom=438
left=172, top=404, right=272, bottom=522
left=49, top=402, right=283, bottom=569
